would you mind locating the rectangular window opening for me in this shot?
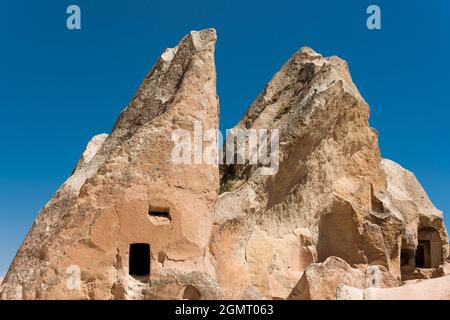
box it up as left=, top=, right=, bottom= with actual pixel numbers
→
left=129, top=243, right=150, bottom=276
left=149, top=210, right=170, bottom=220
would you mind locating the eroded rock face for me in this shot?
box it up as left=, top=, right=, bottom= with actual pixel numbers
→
left=211, top=46, right=448, bottom=299
left=338, top=275, right=450, bottom=300
left=1, top=29, right=221, bottom=300
left=381, top=159, right=449, bottom=280
left=213, top=47, right=407, bottom=299
left=1, top=30, right=448, bottom=300
left=287, top=257, right=399, bottom=300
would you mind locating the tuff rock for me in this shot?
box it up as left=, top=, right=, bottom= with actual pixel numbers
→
left=337, top=275, right=450, bottom=300
left=1, top=29, right=448, bottom=300
left=1, top=29, right=220, bottom=300
left=287, top=256, right=400, bottom=300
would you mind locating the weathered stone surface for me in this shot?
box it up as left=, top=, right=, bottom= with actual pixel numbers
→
left=73, top=134, right=109, bottom=173
left=1, top=30, right=448, bottom=300
left=338, top=275, right=450, bottom=300
left=381, top=159, right=449, bottom=280
left=444, top=261, right=450, bottom=275
left=213, top=47, right=408, bottom=299
left=287, top=257, right=399, bottom=300
left=211, top=46, right=448, bottom=299
left=1, top=29, right=220, bottom=300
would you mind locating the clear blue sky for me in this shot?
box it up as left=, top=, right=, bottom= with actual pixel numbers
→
left=0, top=0, right=449, bottom=275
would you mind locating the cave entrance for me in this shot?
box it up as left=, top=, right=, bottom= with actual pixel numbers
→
left=415, top=241, right=427, bottom=268
left=129, top=243, right=150, bottom=277
left=416, top=228, right=442, bottom=269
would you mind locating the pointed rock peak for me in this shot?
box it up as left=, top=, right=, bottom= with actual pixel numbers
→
left=296, top=46, right=323, bottom=60
left=292, top=46, right=347, bottom=69
left=111, top=28, right=217, bottom=137
left=190, top=28, right=217, bottom=50
left=289, top=47, right=354, bottom=88
left=291, top=46, right=363, bottom=100
left=161, top=28, right=217, bottom=62
left=0, top=29, right=220, bottom=300
left=234, top=45, right=364, bottom=131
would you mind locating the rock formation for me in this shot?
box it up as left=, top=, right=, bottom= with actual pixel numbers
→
left=1, top=28, right=448, bottom=300
left=337, top=275, right=450, bottom=300
left=287, top=257, right=399, bottom=300
left=1, top=29, right=220, bottom=300
left=213, top=45, right=448, bottom=299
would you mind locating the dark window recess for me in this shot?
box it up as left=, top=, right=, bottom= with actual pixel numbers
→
left=415, top=243, right=425, bottom=268
left=129, top=243, right=150, bottom=276
left=149, top=210, right=170, bottom=219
